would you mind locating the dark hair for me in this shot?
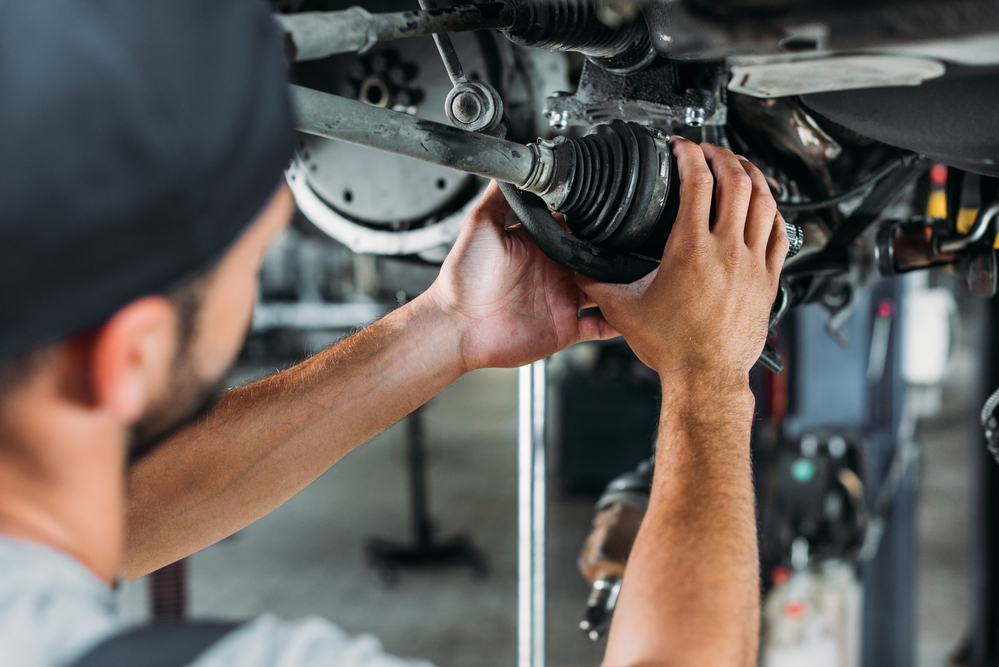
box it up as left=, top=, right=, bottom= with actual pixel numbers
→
left=166, top=269, right=212, bottom=358
left=0, top=272, right=211, bottom=401
left=0, top=1, right=294, bottom=363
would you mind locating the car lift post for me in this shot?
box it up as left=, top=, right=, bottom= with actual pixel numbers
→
left=519, top=359, right=546, bottom=667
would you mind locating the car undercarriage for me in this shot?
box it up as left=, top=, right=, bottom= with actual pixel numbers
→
left=248, top=1, right=999, bottom=664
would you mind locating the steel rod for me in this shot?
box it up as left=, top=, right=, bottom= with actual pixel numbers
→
left=518, top=365, right=533, bottom=667
left=518, top=360, right=547, bottom=667
left=431, top=33, right=467, bottom=86
left=939, top=201, right=999, bottom=253
left=276, top=3, right=516, bottom=62
left=531, top=360, right=546, bottom=667
left=291, top=85, right=542, bottom=188
left=417, top=0, right=468, bottom=85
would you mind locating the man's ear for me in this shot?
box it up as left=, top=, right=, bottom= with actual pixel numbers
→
left=79, top=296, right=179, bottom=423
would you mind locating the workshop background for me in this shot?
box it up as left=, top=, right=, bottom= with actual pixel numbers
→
left=119, top=219, right=978, bottom=667
left=112, top=19, right=996, bottom=656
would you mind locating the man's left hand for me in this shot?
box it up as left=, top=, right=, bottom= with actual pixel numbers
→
left=427, top=181, right=620, bottom=371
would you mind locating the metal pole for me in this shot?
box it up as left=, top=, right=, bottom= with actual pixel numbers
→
left=531, top=360, right=546, bottom=667
left=518, top=359, right=546, bottom=667
left=275, top=2, right=517, bottom=62
left=290, top=85, right=547, bottom=189
left=416, top=0, right=468, bottom=86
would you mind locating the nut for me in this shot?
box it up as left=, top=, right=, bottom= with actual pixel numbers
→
left=450, top=91, right=482, bottom=124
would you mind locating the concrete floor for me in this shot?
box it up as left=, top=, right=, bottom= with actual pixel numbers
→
left=121, top=344, right=977, bottom=667
left=124, top=366, right=606, bottom=666
left=918, top=409, right=971, bottom=667
left=915, top=329, right=977, bottom=667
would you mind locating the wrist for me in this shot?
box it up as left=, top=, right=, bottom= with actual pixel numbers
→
left=655, top=372, right=756, bottom=484
left=413, top=286, right=476, bottom=375
left=659, top=370, right=755, bottom=423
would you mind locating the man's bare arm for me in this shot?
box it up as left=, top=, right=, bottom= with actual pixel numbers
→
left=579, top=139, right=788, bottom=666
left=603, top=381, right=759, bottom=665
left=124, top=295, right=461, bottom=579
left=123, top=182, right=618, bottom=580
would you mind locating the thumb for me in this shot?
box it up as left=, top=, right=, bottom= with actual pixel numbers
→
left=576, top=262, right=657, bottom=301
left=467, top=180, right=512, bottom=229
left=575, top=273, right=620, bottom=306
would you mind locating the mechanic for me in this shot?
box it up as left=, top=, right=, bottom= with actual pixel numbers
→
left=0, top=2, right=787, bottom=666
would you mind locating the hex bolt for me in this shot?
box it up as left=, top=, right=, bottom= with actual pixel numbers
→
left=684, top=107, right=707, bottom=127
left=451, top=91, right=482, bottom=124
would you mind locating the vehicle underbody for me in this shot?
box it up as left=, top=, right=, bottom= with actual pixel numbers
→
left=254, top=2, right=999, bottom=664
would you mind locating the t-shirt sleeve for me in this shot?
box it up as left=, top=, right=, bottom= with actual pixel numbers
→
left=189, top=614, right=436, bottom=667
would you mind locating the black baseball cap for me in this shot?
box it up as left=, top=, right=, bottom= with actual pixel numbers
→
left=0, top=0, right=295, bottom=362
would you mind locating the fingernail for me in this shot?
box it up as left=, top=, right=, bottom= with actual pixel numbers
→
left=737, top=155, right=749, bottom=162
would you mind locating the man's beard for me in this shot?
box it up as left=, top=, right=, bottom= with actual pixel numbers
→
left=127, top=355, right=233, bottom=466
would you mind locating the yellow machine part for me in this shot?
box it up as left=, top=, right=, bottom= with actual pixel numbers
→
left=927, top=190, right=947, bottom=220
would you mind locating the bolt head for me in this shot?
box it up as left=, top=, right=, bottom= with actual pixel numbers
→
left=684, top=107, right=707, bottom=127
left=451, top=92, right=482, bottom=124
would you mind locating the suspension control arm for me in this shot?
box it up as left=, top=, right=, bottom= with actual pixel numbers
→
left=292, top=85, right=552, bottom=190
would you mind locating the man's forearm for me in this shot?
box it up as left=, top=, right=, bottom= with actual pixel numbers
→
left=603, top=379, right=760, bottom=667
left=122, top=293, right=467, bottom=579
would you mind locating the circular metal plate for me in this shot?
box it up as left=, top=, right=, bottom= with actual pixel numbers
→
left=296, top=33, right=491, bottom=227
left=299, top=138, right=472, bottom=224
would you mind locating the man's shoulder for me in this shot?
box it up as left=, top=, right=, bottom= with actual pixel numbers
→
left=0, top=535, right=121, bottom=667
left=190, top=614, right=435, bottom=667
left=0, top=536, right=435, bottom=667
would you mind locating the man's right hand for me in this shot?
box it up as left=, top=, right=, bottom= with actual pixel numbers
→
left=577, top=138, right=788, bottom=389
left=582, top=138, right=786, bottom=667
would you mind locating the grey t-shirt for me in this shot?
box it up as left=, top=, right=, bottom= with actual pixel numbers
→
left=0, top=536, right=432, bottom=667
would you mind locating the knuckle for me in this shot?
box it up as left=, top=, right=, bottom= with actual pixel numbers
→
left=777, top=220, right=790, bottom=243
left=686, top=169, right=715, bottom=193
left=723, top=245, right=745, bottom=271
left=755, top=195, right=778, bottom=223
left=673, top=237, right=710, bottom=267
left=728, top=172, right=753, bottom=198
left=770, top=229, right=790, bottom=268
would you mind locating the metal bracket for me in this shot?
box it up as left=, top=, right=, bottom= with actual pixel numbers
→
left=544, top=58, right=725, bottom=129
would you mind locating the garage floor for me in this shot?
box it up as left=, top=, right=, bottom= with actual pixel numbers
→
left=123, top=366, right=606, bottom=666
left=916, top=333, right=976, bottom=667
left=121, top=348, right=974, bottom=667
